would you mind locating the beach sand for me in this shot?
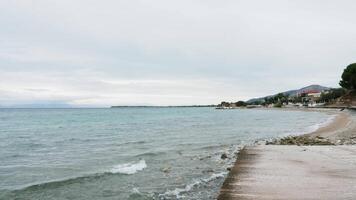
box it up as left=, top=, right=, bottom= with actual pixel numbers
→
left=309, top=111, right=356, bottom=144
left=218, top=109, right=356, bottom=200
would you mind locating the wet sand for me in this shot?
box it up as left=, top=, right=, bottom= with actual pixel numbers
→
left=218, top=110, right=356, bottom=200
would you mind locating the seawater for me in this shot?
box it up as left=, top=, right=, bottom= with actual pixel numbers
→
left=0, top=108, right=333, bottom=200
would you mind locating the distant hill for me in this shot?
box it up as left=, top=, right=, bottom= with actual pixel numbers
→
left=247, top=85, right=330, bottom=104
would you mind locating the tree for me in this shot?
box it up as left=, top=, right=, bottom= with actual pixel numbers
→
left=319, top=88, right=346, bottom=103
left=274, top=93, right=288, bottom=104
left=219, top=101, right=231, bottom=107
left=235, top=101, right=247, bottom=107
left=340, top=63, right=356, bottom=90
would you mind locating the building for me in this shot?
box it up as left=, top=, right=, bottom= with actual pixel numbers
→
left=299, top=90, right=323, bottom=106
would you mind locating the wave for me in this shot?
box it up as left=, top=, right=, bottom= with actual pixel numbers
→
left=127, top=187, right=153, bottom=200
left=110, top=160, right=147, bottom=175
left=196, top=144, right=230, bottom=150
left=10, top=173, right=110, bottom=194
left=120, top=140, right=146, bottom=145
left=7, top=160, right=147, bottom=194
left=158, top=172, right=227, bottom=199
left=134, top=152, right=164, bottom=157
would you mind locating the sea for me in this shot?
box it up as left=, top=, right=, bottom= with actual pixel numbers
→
left=0, top=108, right=334, bottom=200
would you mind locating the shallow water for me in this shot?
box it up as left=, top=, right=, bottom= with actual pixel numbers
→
left=0, top=108, right=333, bottom=199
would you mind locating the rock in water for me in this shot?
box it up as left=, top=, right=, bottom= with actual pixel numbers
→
left=221, top=153, right=228, bottom=159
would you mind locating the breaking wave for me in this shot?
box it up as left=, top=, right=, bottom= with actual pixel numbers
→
left=159, top=172, right=227, bottom=199
left=7, top=160, right=147, bottom=195
left=110, top=160, right=147, bottom=175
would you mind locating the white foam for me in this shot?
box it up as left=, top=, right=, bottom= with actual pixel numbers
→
left=201, top=172, right=227, bottom=182
left=110, top=160, right=147, bottom=175
left=132, top=187, right=141, bottom=194
left=159, top=172, right=227, bottom=199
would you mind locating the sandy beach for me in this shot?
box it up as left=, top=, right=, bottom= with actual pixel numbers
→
left=309, top=110, right=356, bottom=144
left=218, top=109, right=356, bottom=200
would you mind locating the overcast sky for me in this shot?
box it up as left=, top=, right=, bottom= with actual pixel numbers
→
left=0, top=0, right=355, bottom=107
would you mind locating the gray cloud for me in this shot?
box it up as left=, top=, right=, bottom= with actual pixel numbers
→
left=0, top=0, right=355, bottom=106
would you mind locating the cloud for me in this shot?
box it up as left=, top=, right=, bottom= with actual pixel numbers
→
left=0, top=0, right=355, bottom=106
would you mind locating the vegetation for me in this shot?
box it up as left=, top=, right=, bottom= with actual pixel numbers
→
left=218, top=87, right=348, bottom=108
left=218, top=101, right=247, bottom=108
left=219, top=101, right=231, bottom=107
left=273, top=102, right=283, bottom=108
left=340, top=63, right=356, bottom=90
left=319, top=88, right=346, bottom=103
left=263, top=93, right=289, bottom=106
left=235, top=101, right=247, bottom=107
left=290, top=96, right=302, bottom=104
left=251, top=101, right=263, bottom=105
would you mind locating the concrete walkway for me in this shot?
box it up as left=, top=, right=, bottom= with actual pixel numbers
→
left=218, top=145, right=356, bottom=200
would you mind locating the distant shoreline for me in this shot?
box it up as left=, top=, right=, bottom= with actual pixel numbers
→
left=110, top=105, right=216, bottom=108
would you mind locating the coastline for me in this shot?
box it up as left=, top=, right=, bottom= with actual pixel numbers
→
left=294, top=108, right=356, bottom=144
left=218, top=108, right=356, bottom=199
left=308, top=111, right=352, bottom=139
left=265, top=108, right=356, bottom=145
left=310, top=110, right=356, bottom=144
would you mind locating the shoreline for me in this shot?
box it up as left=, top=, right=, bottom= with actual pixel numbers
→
left=264, top=108, right=356, bottom=145
left=308, top=111, right=351, bottom=138
left=218, top=109, right=356, bottom=199
left=293, top=108, right=356, bottom=144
